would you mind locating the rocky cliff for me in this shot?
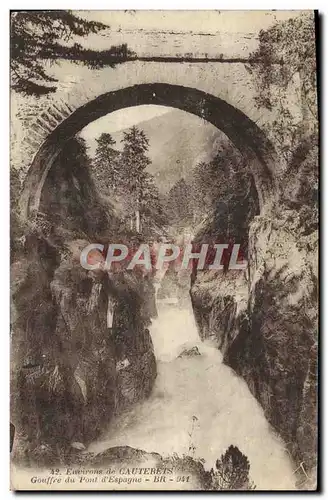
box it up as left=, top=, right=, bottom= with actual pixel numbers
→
left=11, top=138, right=158, bottom=464
left=191, top=205, right=318, bottom=488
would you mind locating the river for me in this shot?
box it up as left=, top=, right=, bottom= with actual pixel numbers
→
left=89, top=301, right=296, bottom=490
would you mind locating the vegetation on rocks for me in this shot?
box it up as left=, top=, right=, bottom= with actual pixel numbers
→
left=190, top=13, right=318, bottom=489
left=11, top=136, right=158, bottom=464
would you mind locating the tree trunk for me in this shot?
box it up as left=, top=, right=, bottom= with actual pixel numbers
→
left=136, top=209, right=140, bottom=233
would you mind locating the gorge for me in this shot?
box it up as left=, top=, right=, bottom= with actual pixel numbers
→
left=11, top=87, right=317, bottom=491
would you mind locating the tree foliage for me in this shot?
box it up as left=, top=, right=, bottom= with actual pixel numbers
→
left=190, top=144, right=259, bottom=248
left=247, top=13, right=317, bottom=162
left=11, top=10, right=133, bottom=96
left=211, top=445, right=255, bottom=490
left=92, top=133, right=121, bottom=192
left=247, top=13, right=318, bottom=216
left=120, top=126, right=151, bottom=203
left=139, top=172, right=167, bottom=237
left=166, top=178, right=193, bottom=229
left=248, top=12, right=317, bottom=117
left=118, top=126, right=165, bottom=234
left=246, top=13, right=318, bottom=160
left=90, top=126, right=166, bottom=236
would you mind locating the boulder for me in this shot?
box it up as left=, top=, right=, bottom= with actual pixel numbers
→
left=178, top=346, right=201, bottom=358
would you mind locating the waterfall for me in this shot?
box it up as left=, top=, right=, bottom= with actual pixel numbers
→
left=89, top=300, right=296, bottom=490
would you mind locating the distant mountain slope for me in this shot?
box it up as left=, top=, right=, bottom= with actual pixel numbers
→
left=110, top=109, right=226, bottom=193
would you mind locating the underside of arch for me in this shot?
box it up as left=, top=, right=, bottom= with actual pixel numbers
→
left=20, top=83, right=278, bottom=217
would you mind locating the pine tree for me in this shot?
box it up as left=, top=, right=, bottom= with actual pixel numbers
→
left=11, top=10, right=133, bottom=96
left=212, top=445, right=255, bottom=490
left=190, top=144, right=259, bottom=240
left=120, top=126, right=152, bottom=233
left=140, top=172, right=167, bottom=236
left=167, top=178, right=193, bottom=229
left=92, top=133, right=120, bottom=193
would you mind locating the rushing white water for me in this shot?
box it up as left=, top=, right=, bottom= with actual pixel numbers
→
left=89, top=302, right=296, bottom=490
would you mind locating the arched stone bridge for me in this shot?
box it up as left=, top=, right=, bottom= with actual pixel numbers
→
left=12, top=55, right=302, bottom=217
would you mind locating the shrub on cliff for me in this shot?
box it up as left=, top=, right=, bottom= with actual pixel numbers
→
left=248, top=12, right=318, bottom=215
left=211, top=445, right=255, bottom=490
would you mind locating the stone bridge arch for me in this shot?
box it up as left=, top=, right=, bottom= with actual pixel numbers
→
left=20, top=82, right=278, bottom=218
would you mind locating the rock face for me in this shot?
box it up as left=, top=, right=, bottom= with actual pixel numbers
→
left=11, top=139, right=157, bottom=462
left=11, top=241, right=158, bottom=461
left=190, top=207, right=318, bottom=484
left=116, top=333, right=157, bottom=411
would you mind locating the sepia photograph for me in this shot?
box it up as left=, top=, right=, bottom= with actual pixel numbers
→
left=9, top=9, right=319, bottom=491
